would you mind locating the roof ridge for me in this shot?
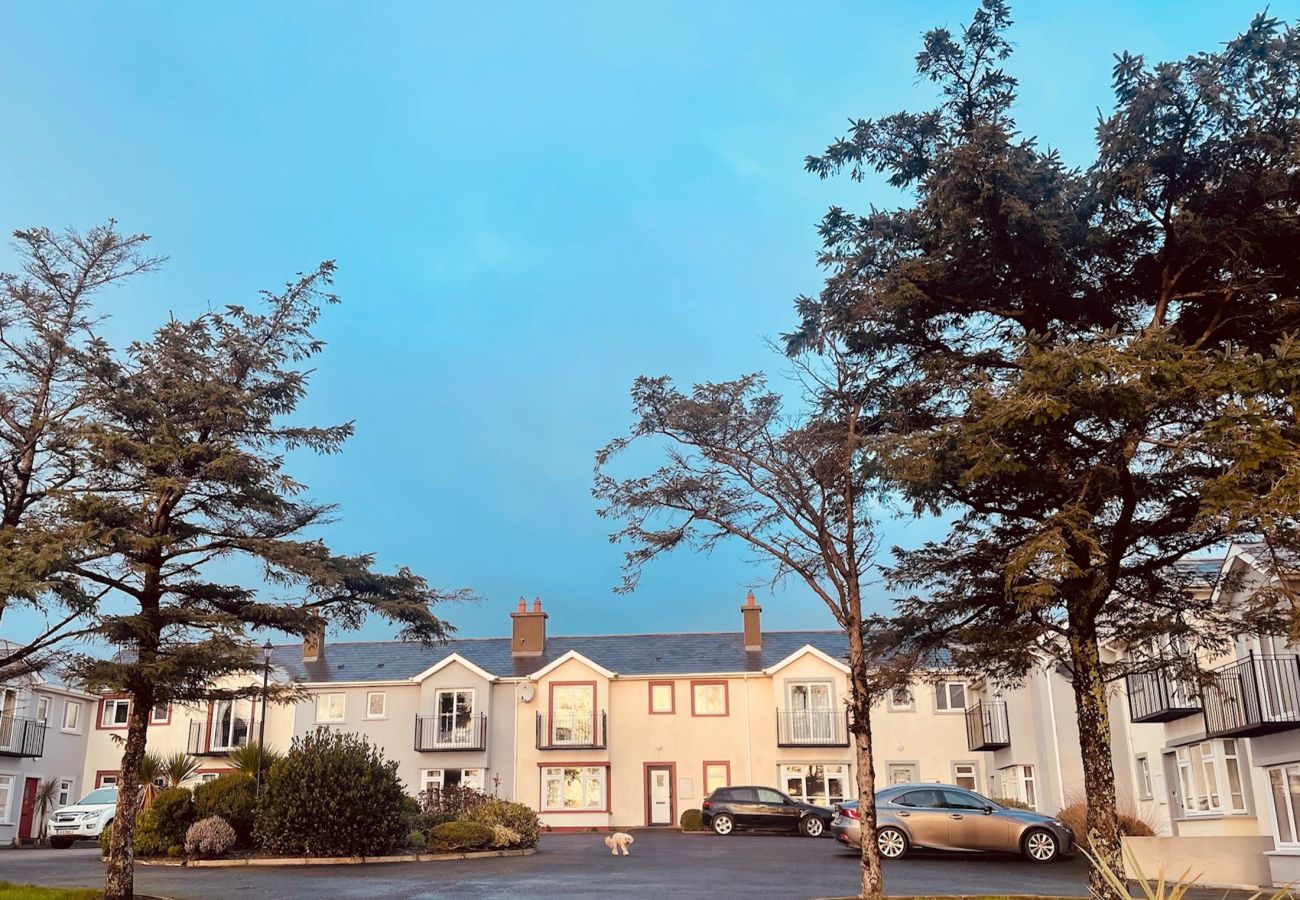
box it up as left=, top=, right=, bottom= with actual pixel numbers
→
left=271, top=629, right=846, bottom=649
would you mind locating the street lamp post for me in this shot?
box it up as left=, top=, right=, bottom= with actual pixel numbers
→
left=255, top=639, right=273, bottom=796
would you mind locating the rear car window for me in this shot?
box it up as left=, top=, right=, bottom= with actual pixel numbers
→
left=894, top=789, right=943, bottom=808
left=728, top=787, right=758, bottom=802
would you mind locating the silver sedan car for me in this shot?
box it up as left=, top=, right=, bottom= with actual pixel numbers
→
left=830, top=783, right=1074, bottom=863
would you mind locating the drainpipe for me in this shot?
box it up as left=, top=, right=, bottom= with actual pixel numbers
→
left=1043, top=665, right=1067, bottom=811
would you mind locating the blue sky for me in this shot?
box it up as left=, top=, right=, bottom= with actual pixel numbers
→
left=0, top=1, right=1289, bottom=646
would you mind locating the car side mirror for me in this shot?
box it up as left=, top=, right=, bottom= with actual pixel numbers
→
left=982, top=805, right=994, bottom=815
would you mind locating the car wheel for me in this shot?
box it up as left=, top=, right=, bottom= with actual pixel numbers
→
left=1022, top=828, right=1059, bottom=863
left=49, top=837, right=75, bottom=849
left=876, top=826, right=909, bottom=860
left=711, top=813, right=735, bottom=836
left=800, top=815, right=825, bottom=838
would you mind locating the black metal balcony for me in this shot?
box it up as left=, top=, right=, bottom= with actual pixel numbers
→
left=776, top=708, right=850, bottom=747
left=1126, top=667, right=1201, bottom=723
left=536, top=711, right=607, bottom=750
left=415, top=713, right=487, bottom=751
left=1204, top=652, right=1300, bottom=738
left=0, top=715, right=45, bottom=758
left=965, top=700, right=1010, bottom=751
left=187, top=720, right=248, bottom=756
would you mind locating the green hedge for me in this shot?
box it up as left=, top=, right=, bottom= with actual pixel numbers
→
left=194, top=774, right=256, bottom=848
left=254, top=728, right=408, bottom=857
left=679, top=808, right=704, bottom=831
left=461, top=797, right=540, bottom=849
left=428, top=821, right=494, bottom=853
left=135, top=787, right=194, bottom=857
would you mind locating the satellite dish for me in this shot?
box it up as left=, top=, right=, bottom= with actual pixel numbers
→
left=517, top=683, right=535, bottom=703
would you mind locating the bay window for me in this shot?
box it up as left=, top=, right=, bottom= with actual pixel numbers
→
left=542, top=765, right=607, bottom=811
left=998, top=764, right=1037, bottom=810
left=780, top=763, right=848, bottom=805
left=1268, top=763, right=1300, bottom=848
left=1174, top=740, right=1248, bottom=817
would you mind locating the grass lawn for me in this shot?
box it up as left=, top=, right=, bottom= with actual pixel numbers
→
left=0, top=883, right=101, bottom=900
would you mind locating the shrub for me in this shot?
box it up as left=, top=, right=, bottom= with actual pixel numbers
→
left=194, top=774, right=256, bottom=848
left=419, top=784, right=488, bottom=819
left=413, top=810, right=454, bottom=836
left=1055, top=796, right=1156, bottom=840
left=679, top=808, right=704, bottom=831
left=135, top=787, right=195, bottom=857
left=185, top=816, right=237, bottom=859
left=99, top=823, right=113, bottom=857
left=461, top=797, right=540, bottom=849
left=406, top=829, right=427, bottom=851
left=990, top=796, right=1034, bottom=811
left=254, top=728, right=409, bottom=858
left=428, top=821, right=494, bottom=853
left=489, top=824, right=521, bottom=848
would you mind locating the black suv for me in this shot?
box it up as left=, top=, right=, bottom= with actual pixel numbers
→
left=701, top=785, right=833, bottom=837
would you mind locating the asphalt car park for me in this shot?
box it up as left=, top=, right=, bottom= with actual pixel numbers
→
left=0, top=830, right=1254, bottom=900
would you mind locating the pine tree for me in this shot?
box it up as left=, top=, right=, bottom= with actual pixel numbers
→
left=789, top=4, right=1300, bottom=894
left=62, top=262, right=469, bottom=899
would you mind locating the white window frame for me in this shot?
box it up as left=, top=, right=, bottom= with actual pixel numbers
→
left=1267, top=762, right=1300, bottom=849
left=96, top=773, right=118, bottom=788
left=365, top=691, right=387, bottom=720
left=61, top=701, right=81, bottom=734
left=315, top=692, right=346, bottom=724
left=1174, top=740, right=1248, bottom=818
left=1135, top=754, right=1153, bottom=801
left=779, top=763, right=850, bottom=805
left=999, top=764, right=1038, bottom=810
left=935, top=681, right=967, bottom=712
left=953, top=763, right=979, bottom=791
left=150, top=702, right=169, bottom=724
left=210, top=698, right=253, bottom=751
left=57, top=777, right=75, bottom=807
left=101, top=698, right=130, bottom=728
left=886, top=762, right=919, bottom=785
left=541, top=766, right=606, bottom=811
left=420, top=768, right=485, bottom=794
left=35, top=696, right=50, bottom=724
left=889, top=685, right=915, bottom=711
left=0, top=773, right=13, bottom=825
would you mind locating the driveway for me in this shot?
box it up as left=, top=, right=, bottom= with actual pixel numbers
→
left=0, top=831, right=1251, bottom=899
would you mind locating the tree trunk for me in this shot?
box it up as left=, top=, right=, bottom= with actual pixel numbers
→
left=846, top=623, right=885, bottom=900
left=104, top=686, right=154, bottom=900
left=1067, top=628, right=1121, bottom=899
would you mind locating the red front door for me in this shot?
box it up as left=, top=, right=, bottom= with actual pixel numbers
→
left=18, top=777, right=39, bottom=840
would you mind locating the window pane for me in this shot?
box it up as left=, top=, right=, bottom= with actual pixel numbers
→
left=694, top=683, right=726, bottom=715
left=705, top=764, right=728, bottom=794
left=1225, top=753, right=1245, bottom=813
left=1288, top=766, right=1300, bottom=844
left=1273, top=769, right=1294, bottom=844
left=892, top=686, right=912, bottom=707
left=949, top=683, right=967, bottom=710
left=368, top=693, right=385, bottom=716
left=651, top=684, right=672, bottom=712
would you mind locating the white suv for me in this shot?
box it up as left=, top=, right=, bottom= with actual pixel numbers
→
left=47, top=787, right=118, bottom=848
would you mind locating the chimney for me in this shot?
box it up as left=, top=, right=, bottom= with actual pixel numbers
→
left=302, top=620, right=326, bottom=662
left=741, top=591, right=762, bottom=651
left=511, top=597, right=548, bottom=657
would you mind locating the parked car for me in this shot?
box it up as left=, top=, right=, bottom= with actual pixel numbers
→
left=830, top=783, right=1073, bottom=863
left=47, top=787, right=118, bottom=848
left=701, top=785, right=833, bottom=837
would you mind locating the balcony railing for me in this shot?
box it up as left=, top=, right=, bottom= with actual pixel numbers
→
left=187, top=720, right=249, bottom=757
left=415, top=713, right=487, bottom=752
left=776, top=708, right=849, bottom=747
left=536, top=712, right=607, bottom=750
left=1126, top=667, right=1201, bottom=723
left=1204, top=652, right=1300, bottom=738
left=965, top=700, right=1011, bottom=751
left=0, top=715, right=45, bottom=758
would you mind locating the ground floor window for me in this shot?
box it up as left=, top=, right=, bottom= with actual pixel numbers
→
left=952, top=763, right=978, bottom=791
left=703, top=762, right=730, bottom=795
left=0, top=774, right=12, bottom=823
left=96, top=772, right=118, bottom=788
left=1173, top=740, right=1247, bottom=817
left=780, top=763, right=848, bottom=805
left=542, top=766, right=606, bottom=811
left=886, top=762, right=918, bottom=785
left=1267, top=762, right=1300, bottom=848
left=421, top=768, right=485, bottom=794
left=998, top=765, right=1037, bottom=810
left=57, top=778, right=74, bottom=807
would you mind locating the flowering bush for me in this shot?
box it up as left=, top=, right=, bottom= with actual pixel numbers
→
left=461, top=797, right=540, bottom=849
left=194, top=774, right=256, bottom=848
left=185, top=816, right=237, bottom=859
left=428, top=821, right=494, bottom=852
left=489, top=824, right=521, bottom=848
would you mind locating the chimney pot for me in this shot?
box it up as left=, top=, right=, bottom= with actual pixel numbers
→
left=746, top=591, right=756, bottom=607
left=532, top=598, right=542, bottom=613
left=517, top=598, right=527, bottom=613
left=511, top=596, right=548, bottom=657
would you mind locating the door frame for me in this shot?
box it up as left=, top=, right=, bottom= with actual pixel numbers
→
left=643, top=761, right=676, bottom=826
left=18, top=775, right=41, bottom=841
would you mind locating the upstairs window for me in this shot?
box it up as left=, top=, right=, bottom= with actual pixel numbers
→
left=935, top=682, right=967, bottom=712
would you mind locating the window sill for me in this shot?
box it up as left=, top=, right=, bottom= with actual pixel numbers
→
left=1267, top=849, right=1300, bottom=857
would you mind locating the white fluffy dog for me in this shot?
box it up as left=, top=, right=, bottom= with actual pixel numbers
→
left=604, top=831, right=634, bottom=856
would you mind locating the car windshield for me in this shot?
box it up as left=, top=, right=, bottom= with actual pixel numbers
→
left=77, top=789, right=118, bottom=806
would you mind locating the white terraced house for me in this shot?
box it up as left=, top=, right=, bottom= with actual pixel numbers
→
left=79, top=596, right=1080, bottom=832
left=0, top=641, right=97, bottom=845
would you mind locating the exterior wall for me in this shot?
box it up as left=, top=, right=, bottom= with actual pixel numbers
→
left=1123, top=835, right=1274, bottom=890
left=1, top=680, right=94, bottom=844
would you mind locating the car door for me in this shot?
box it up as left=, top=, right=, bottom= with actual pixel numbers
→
left=727, top=787, right=760, bottom=826
left=889, top=788, right=950, bottom=848
left=755, top=787, right=802, bottom=831
left=942, top=789, right=1011, bottom=851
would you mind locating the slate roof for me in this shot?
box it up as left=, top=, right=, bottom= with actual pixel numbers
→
left=269, top=630, right=852, bottom=684
left=1173, top=557, right=1225, bottom=588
